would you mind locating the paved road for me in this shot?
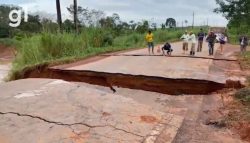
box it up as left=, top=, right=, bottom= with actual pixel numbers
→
left=0, top=42, right=245, bottom=143
left=0, top=79, right=183, bottom=143
left=62, top=42, right=228, bottom=83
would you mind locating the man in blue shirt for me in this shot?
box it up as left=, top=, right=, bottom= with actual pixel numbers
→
left=197, top=29, right=205, bottom=52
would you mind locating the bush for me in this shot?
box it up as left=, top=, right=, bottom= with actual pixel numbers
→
left=235, top=88, right=250, bottom=103
left=0, top=38, right=18, bottom=47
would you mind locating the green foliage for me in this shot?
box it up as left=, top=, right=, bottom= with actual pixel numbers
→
left=166, top=18, right=176, bottom=28
left=136, top=20, right=149, bottom=34
left=235, top=88, right=250, bottom=103
left=154, top=30, right=182, bottom=43
left=0, top=38, right=18, bottom=47
left=215, top=0, right=250, bottom=44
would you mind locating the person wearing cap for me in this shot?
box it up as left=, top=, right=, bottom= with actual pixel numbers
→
left=189, top=31, right=196, bottom=56
left=197, top=28, right=205, bottom=52
left=180, top=31, right=189, bottom=54
left=145, top=30, right=154, bottom=55
left=206, top=31, right=217, bottom=56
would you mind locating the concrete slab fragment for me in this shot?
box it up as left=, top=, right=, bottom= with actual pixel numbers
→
left=64, top=42, right=227, bottom=83
left=0, top=79, right=184, bottom=143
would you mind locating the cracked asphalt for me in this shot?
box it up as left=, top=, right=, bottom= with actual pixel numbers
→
left=0, top=79, right=183, bottom=143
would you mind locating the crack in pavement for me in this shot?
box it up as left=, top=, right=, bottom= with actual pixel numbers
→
left=0, top=111, right=144, bottom=139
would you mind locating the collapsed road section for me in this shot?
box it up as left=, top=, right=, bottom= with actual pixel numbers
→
left=13, top=43, right=245, bottom=95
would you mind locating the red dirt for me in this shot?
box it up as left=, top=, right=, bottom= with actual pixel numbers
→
left=0, top=45, right=15, bottom=63
left=233, top=122, right=250, bottom=142
left=140, top=116, right=158, bottom=123
left=214, top=90, right=250, bottom=143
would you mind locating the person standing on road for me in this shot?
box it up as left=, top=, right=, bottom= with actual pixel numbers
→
left=180, top=31, right=189, bottom=54
left=206, top=31, right=217, bottom=56
left=197, top=28, right=205, bottom=52
left=239, top=35, right=248, bottom=54
left=189, top=31, right=196, bottom=56
left=218, top=33, right=227, bottom=54
left=145, top=30, right=154, bottom=55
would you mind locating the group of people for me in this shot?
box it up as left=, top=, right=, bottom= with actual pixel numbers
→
left=180, top=29, right=228, bottom=56
left=145, top=29, right=249, bottom=56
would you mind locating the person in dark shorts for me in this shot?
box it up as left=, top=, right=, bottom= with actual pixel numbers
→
left=218, top=33, right=227, bottom=54
left=162, top=42, right=173, bottom=56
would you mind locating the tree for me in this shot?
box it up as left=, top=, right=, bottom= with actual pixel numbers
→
left=99, top=16, right=115, bottom=29
left=129, top=20, right=137, bottom=31
left=41, top=18, right=58, bottom=33
left=0, top=5, right=20, bottom=37
left=184, top=20, right=188, bottom=27
left=19, top=15, right=42, bottom=33
left=73, top=0, right=78, bottom=32
left=136, top=20, right=149, bottom=33
left=161, top=23, right=166, bottom=30
left=151, top=23, right=157, bottom=31
left=63, top=19, right=74, bottom=32
left=56, top=0, right=62, bottom=32
left=214, top=0, right=250, bottom=34
left=67, top=6, right=105, bottom=27
left=166, top=18, right=176, bottom=28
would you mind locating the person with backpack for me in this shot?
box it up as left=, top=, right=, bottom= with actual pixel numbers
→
left=180, top=31, right=189, bottom=54
left=239, top=35, right=248, bottom=54
left=145, top=30, right=154, bottom=55
left=197, top=28, right=205, bottom=52
left=206, top=31, right=217, bottom=56
left=189, top=31, right=196, bottom=56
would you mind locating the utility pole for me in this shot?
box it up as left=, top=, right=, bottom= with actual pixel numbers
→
left=56, top=0, right=62, bottom=33
left=192, top=12, right=194, bottom=29
left=73, top=0, right=78, bottom=33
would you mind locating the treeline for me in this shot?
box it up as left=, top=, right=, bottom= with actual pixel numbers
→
left=0, top=4, right=184, bottom=39
left=215, top=0, right=250, bottom=42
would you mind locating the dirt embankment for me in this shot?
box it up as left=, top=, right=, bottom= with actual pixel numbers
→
left=0, top=45, right=15, bottom=63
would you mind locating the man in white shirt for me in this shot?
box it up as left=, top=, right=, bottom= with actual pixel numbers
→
left=189, top=31, right=196, bottom=56
left=180, top=31, right=189, bottom=54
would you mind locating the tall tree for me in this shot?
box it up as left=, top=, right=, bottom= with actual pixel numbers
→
left=73, top=0, right=78, bottom=32
left=166, top=18, right=176, bottom=28
left=56, top=0, right=62, bottom=32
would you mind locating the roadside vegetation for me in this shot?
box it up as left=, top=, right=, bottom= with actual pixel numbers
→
left=215, top=0, right=250, bottom=44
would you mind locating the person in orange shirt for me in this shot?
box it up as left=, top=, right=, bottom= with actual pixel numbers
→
left=145, top=30, right=154, bottom=55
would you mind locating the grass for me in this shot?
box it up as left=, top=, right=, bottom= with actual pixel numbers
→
left=238, top=51, right=250, bottom=70
left=8, top=27, right=204, bottom=80
left=0, top=38, right=18, bottom=47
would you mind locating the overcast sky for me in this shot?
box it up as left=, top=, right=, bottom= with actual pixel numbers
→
left=1, top=0, right=228, bottom=26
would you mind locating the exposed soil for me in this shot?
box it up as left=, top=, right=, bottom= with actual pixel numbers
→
left=213, top=90, right=250, bottom=142
left=0, top=45, right=15, bottom=63
left=15, top=64, right=238, bottom=95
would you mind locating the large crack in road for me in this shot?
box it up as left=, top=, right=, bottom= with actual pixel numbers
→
left=16, top=64, right=244, bottom=95
left=0, top=111, right=145, bottom=139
